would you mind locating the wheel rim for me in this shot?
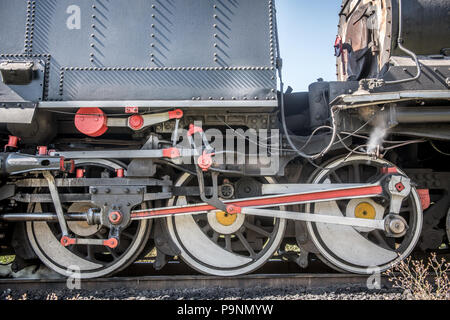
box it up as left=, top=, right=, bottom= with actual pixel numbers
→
left=166, top=173, right=286, bottom=276
left=26, top=160, right=151, bottom=279
left=306, top=155, right=423, bottom=274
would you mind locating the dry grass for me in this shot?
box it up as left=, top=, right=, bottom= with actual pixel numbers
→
left=384, top=253, right=450, bottom=300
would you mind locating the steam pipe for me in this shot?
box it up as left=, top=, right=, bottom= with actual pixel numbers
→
left=384, top=0, right=422, bottom=85
left=394, top=107, right=450, bottom=124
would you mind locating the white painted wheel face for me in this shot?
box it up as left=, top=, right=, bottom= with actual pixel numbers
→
left=27, top=220, right=149, bottom=279
left=26, top=160, right=151, bottom=279
left=67, top=203, right=100, bottom=237
left=166, top=174, right=286, bottom=277
left=306, top=155, right=423, bottom=274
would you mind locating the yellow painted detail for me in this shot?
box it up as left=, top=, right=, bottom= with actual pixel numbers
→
left=216, top=211, right=237, bottom=226
left=355, top=202, right=376, bottom=220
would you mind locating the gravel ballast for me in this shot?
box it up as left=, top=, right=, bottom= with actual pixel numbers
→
left=0, top=286, right=405, bottom=300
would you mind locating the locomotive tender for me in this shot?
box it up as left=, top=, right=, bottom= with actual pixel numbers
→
left=0, top=0, right=449, bottom=278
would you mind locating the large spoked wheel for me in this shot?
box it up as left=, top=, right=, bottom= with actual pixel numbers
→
left=26, top=160, right=152, bottom=279
left=306, top=155, right=423, bottom=274
left=166, top=174, right=286, bottom=276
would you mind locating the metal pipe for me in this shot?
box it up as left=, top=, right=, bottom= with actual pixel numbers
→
left=0, top=213, right=87, bottom=222
left=385, top=0, right=422, bottom=85
left=394, top=107, right=450, bottom=124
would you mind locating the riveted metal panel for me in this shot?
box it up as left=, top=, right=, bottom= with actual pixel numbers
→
left=33, top=0, right=92, bottom=62
left=211, top=0, right=276, bottom=68
left=60, top=68, right=276, bottom=101
left=90, top=0, right=156, bottom=67
left=0, top=0, right=28, bottom=55
left=0, top=0, right=278, bottom=105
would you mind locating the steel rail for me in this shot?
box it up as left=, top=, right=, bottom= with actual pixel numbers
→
left=0, top=273, right=390, bottom=292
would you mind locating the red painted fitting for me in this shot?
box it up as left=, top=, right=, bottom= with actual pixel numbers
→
left=226, top=205, right=242, bottom=215
left=381, top=167, right=398, bottom=174
left=395, top=182, right=405, bottom=192
left=116, top=168, right=124, bottom=178
left=417, top=189, right=431, bottom=211
left=128, top=114, right=144, bottom=130
left=103, top=238, right=119, bottom=249
left=60, top=236, right=76, bottom=247
left=5, top=136, right=20, bottom=151
left=76, top=169, right=85, bottom=178
left=60, top=159, right=75, bottom=173
left=59, top=157, right=65, bottom=172
left=109, top=211, right=123, bottom=225
left=163, top=147, right=181, bottom=159
left=37, top=146, right=48, bottom=155
left=197, top=152, right=214, bottom=172
left=125, top=106, right=139, bottom=114
left=168, top=109, right=184, bottom=120
left=187, top=124, right=204, bottom=137
left=74, top=108, right=108, bottom=137
left=68, top=160, right=75, bottom=173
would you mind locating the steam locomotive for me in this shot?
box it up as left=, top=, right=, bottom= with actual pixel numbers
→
left=0, top=0, right=448, bottom=278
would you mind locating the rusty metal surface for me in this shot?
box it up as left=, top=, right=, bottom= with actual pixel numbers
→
left=337, top=0, right=450, bottom=81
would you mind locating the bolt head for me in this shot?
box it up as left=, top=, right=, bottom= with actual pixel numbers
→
left=389, top=219, right=406, bottom=234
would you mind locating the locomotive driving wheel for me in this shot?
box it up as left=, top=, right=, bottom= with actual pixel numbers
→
left=306, top=155, right=423, bottom=274
left=26, top=160, right=152, bottom=279
left=166, top=174, right=286, bottom=276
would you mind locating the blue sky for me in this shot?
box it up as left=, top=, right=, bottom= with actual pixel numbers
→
left=276, top=0, right=342, bottom=91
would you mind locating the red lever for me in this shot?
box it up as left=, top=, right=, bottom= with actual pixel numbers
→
left=227, top=205, right=242, bottom=215
left=103, top=238, right=119, bottom=249
left=60, top=236, right=77, bottom=247
left=168, top=109, right=184, bottom=120
left=163, top=147, right=181, bottom=159
left=188, top=124, right=204, bottom=137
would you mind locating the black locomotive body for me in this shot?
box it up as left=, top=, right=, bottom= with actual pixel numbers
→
left=0, top=0, right=448, bottom=278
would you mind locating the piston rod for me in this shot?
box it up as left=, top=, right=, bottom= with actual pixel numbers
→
left=0, top=213, right=87, bottom=222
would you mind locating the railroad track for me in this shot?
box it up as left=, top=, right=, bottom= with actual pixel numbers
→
left=0, top=261, right=390, bottom=292
left=0, top=273, right=387, bottom=292
left=2, top=253, right=447, bottom=293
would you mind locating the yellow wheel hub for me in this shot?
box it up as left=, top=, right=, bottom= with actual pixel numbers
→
left=354, top=202, right=376, bottom=220
left=216, top=211, right=238, bottom=226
